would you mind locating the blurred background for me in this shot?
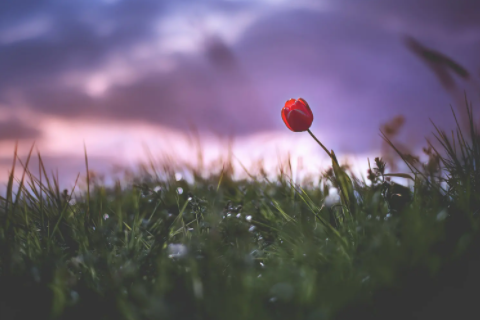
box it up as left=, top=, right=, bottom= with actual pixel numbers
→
left=0, top=0, right=479, bottom=186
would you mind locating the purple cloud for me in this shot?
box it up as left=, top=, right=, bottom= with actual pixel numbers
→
left=0, top=0, right=479, bottom=154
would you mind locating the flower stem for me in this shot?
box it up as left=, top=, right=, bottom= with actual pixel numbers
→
left=307, top=129, right=332, bottom=158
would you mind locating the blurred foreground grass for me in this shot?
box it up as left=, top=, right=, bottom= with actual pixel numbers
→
left=1, top=100, right=480, bottom=320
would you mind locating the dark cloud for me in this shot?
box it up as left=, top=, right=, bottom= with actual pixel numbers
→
left=232, top=9, right=451, bottom=150
left=0, top=0, right=269, bottom=136
left=0, top=118, right=40, bottom=141
left=0, top=0, right=479, bottom=152
left=21, top=46, right=269, bottom=135
left=0, top=0, right=166, bottom=87
left=338, top=0, right=480, bottom=33
left=233, top=5, right=480, bottom=152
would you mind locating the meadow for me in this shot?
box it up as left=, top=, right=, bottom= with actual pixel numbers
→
left=1, top=98, right=479, bottom=320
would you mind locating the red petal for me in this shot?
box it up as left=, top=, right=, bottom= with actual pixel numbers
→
left=284, top=98, right=296, bottom=109
left=298, top=98, right=312, bottom=112
left=282, top=98, right=313, bottom=132
left=281, top=106, right=294, bottom=131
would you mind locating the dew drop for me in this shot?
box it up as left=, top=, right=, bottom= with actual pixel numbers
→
left=436, top=210, right=448, bottom=221
left=193, top=278, right=203, bottom=299
left=177, top=187, right=183, bottom=195
left=31, top=267, right=40, bottom=282
left=246, top=215, right=252, bottom=222
left=103, top=213, right=110, bottom=220
left=70, top=291, right=79, bottom=303
left=167, top=243, right=188, bottom=259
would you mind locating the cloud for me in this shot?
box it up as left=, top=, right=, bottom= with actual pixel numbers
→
left=0, top=118, right=40, bottom=141
left=336, top=0, right=480, bottom=37
left=15, top=36, right=269, bottom=136
left=0, top=0, right=479, bottom=154
left=233, top=7, right=473, bottom=152
left=0, top=0, right=271, bottom=136
left=0, top=0, right=166, bottom=87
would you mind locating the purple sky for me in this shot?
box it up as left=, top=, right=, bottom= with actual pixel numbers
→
left=0, top=0, right=479, bottom=184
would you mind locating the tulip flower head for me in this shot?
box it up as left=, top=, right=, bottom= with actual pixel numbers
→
left=281, top=97, right=333, bottom=159
left=281, top=98, right=313, bottom=132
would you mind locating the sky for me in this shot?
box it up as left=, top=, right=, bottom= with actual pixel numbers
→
left=0, top=0, right=479, bottom=186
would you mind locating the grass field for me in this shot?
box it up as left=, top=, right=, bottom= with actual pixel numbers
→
left=1, top=99, right=480, bottom=320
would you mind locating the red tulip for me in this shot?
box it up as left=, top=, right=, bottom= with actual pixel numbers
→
left=281, top=98, right=313, bottom=132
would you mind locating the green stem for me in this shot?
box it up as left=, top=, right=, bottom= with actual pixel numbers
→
left=307, top=129, right=332, bottom=158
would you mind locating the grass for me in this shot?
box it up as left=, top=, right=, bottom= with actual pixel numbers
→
left=1, top=98, right=480, bottom=320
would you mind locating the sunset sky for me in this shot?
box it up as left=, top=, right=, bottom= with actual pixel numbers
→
left=1, top=0, right=479, bottom=186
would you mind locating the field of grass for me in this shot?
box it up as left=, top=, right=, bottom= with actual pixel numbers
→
left=1, top=100, right=480, bottom=320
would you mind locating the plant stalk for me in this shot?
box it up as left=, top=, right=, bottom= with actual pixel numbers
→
left=307, top=129, right=332, bottom=158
